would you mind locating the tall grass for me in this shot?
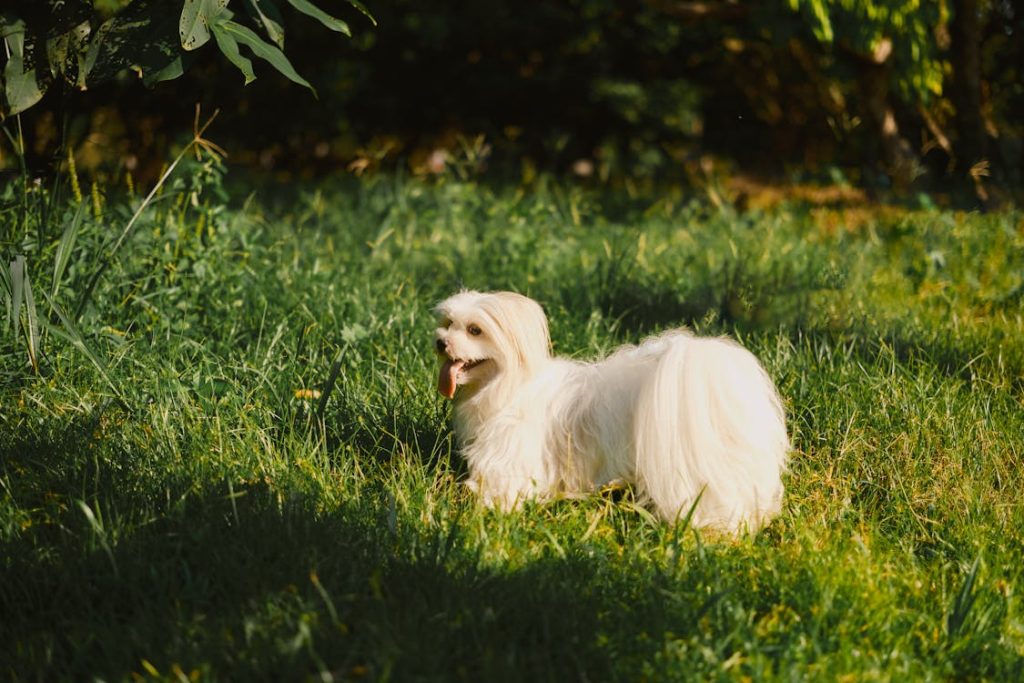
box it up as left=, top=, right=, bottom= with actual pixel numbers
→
left=1, top=171, right=1022, bottom=680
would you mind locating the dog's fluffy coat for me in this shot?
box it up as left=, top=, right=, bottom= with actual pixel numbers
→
left=434, top=290, right=789, bottom=532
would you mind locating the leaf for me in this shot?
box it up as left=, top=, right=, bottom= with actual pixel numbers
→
left=22, top=262, right=39, bottom=372
left=0, top=259, right=11, bottom=326
left=4, top=17, right=26, bottom=56
left=83, top=1, right=183, bottom=87
left=75, top=19, right=110, bottom=89
left=142, top=55, right=187, bottom=87
left=219, top=19, right=315, bottom=94
left=46, top=30, right=71, bottom=79
left=53, top=203, right=85, bottom=299
left=246, top=0, right=286, bottom=48
left=284, top=0, right=350, bottom=36
left=10, top=256, right=24, bottom=334
left=179, top=0, right=229, bottom=51
left=211, top=21, right=256, bottom=85
left=947, top=555, right=982, bottom=640
left=3, top=56, right=44, bottom=116
left=2, top=20, right=46, bottom=115
left=0, top=13, right=21, bottom=39
left=344, top=0, right=377, bottom=26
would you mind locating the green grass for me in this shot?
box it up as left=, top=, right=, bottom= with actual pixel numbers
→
left=1, top=171, right=1023, bottom=681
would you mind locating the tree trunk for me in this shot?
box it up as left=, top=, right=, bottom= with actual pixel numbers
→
left=950, top=0, right=986, bottom=172
left=854, top=39, right=921, bottom=190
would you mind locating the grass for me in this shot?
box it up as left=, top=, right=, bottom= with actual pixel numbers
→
left=1, top=168, right=1023, bottom=680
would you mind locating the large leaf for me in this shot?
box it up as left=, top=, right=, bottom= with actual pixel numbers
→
left=218, top=19, right=315, bottom=94
left=4, top=56, right=45, bottom=116
left=179, top=0, right=229, bottom=51
left=283, top=0, right=350, bottom=36
left=40, top=14, right=94, bottom=89
left=83, top=1, right=183, bottom=87
left=211, top=20, right=256, bottom=85
left=2, top=20, right=45, bottom=116
left=246, top=0, right=286, bottom=48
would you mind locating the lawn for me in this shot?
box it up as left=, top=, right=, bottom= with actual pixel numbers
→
left=1, top=170, right=1023, bottom=680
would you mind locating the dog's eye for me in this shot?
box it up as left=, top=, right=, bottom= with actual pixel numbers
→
left=440, top=318, right=452, bottom=329
left=468, top=324, right=483, bottom=336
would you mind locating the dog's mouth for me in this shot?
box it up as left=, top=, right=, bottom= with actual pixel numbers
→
left=438, top=357, right=490, bottom=399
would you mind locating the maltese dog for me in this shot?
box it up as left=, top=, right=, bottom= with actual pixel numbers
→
left=433, top=290, right=789, bottom=532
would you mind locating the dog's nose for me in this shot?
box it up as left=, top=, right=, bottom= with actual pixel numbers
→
left=435, top=338, right=447, bottom=354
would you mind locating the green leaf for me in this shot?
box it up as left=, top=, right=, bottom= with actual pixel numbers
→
left=246, top=0, right=286, bottom=48
left=219, top=19, right=315, bottom=94
left=142, top=55, right=186, bottom=87
left=83, top=1, right=183, bottom=87
left=2, top=20, right=45, bottom=115
left=75, top=19, right=109, bottom=89
left=284, top=0, right=350, bottom=36
left=9, top=256, right=24, bottom=334
left=344, top=0, right=377, bottom=26
left=0, top=13, right=21, bottom=39
left=46, top=30, right=71, bottom=79
left=3, top=17, right=26, bottom=57
left=53, top=203, right=85, bottom=299
left=179, top=0, right=229, bottom=51
left=211, top=21, right=256, bottom=85
left=22, top=260, right=39, bottom=371
left=3, top=55, right=45, bottom=115
left=0, top=258, right=11, bottom=326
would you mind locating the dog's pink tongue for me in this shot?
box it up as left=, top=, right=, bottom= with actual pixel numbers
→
left=438, top=359, right=465, bottom=399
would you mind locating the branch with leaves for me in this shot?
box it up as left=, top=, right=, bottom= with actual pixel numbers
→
left=0, top=0, right=374, bottom=118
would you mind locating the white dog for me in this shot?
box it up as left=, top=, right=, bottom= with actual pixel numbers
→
left=433, top=290, right=789, bottom=532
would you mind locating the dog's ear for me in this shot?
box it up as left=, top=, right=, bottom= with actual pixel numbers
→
left=482, top=292, right=551, bottom=373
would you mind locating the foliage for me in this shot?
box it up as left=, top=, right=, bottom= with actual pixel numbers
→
left=788, top=0, right=945, bottom=99
left=1, top=173, right=1023, bottom=678
left=0, top=0, right=374, bottom=118
left=2, top=0, right=1021, bottom=193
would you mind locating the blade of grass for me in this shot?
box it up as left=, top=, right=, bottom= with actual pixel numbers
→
left=947, top=555, right=982, bottom=641
left=52, top=202, right=85, bottom=299
left=0, top=258, right=11, bottom=324
left=315, top=346, right=345, bottom=419
left=43, top=290, right=125, bottom=405
left=22, top=263, right=39, bottom=372
left=10, top=254, right=24, bottom=334
left=76, top=500, right=119, bottom=578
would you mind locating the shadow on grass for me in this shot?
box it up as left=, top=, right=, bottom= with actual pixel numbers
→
left=562, top=268, right=1022, bottom=389
left=2, top=424, right=1021, bottom=680
left=323, top=395, right=467, bottom=478
left=552, top=248, right=840, bottom=338
left=0, top=475, right=647, bottom=681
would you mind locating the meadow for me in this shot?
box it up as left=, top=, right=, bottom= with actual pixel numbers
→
left=1, top=166, right=1023, bottom=680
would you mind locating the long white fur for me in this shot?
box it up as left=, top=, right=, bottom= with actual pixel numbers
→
left=434, top=290, right=789, bottom=532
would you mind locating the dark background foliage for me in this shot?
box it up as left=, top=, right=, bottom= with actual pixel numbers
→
left=3, top=0, right=1023, bottom=199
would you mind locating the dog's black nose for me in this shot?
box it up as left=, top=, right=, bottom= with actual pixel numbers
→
left=435, top=338, right=447, bottom=354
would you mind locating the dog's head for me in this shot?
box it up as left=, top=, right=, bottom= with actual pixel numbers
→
left=433, top=290, right=550, bottom=400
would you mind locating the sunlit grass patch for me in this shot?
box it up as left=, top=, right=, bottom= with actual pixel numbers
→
left=1, top=175, right=1022, bottom=679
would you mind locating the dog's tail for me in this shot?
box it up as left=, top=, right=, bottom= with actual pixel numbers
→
left=632, top=332, right=789, bottom=531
